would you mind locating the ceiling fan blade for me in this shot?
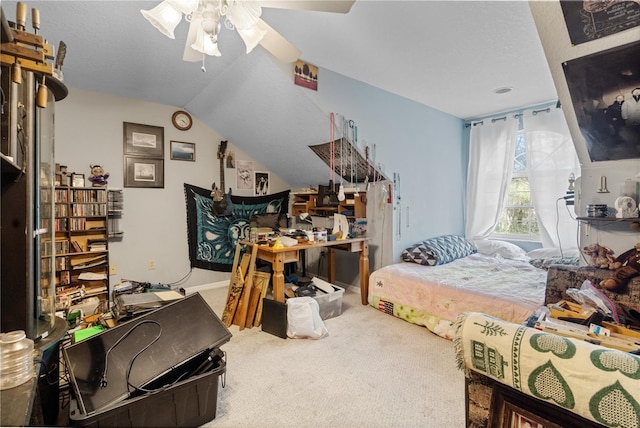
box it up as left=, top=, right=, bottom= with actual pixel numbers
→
left=183, top=17, right=203, bottom=62
left=260, top=0, right=355, bottom=14
left=256, top=19, right=301, bottom=63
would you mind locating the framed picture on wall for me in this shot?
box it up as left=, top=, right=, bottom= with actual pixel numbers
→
left=123, top=122, right=164, bottom=158
left=562, top=40, right=640, bottom=162
left=170, top=141, right=195, bottom=161
left=255, top=171, right=270, bottom=196
left=124, top=156, right=164, bottom=188
left=236, top=160, right=254, bottom=190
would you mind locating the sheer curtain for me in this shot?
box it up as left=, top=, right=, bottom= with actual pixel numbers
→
left=524, top=108, right=580, bottom=250
left=465, top=116, right=519, bottom=241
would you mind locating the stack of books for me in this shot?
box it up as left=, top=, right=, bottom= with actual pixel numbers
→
left=88, top=239, right=107, bottom=252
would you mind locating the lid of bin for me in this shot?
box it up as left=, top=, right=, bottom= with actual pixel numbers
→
left=63, top=293, right=231, bottom=415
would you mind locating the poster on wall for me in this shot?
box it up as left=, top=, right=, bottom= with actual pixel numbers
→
left=254, top=171, right=270, bottom=196
left=236, top=160, right=254, bottom=190
left=560, top=0, right=640, bottom=45
left=294, top=60, right=318, bottom=91
left=562, top=40, right=640, bottom=162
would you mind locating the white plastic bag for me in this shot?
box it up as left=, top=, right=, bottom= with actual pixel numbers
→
left=566, top=279, right=619, bottom=323
left=286, top=297, right=328, bottom=339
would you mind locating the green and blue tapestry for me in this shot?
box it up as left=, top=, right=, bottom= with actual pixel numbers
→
left=184, top=183, right=289, bottom=272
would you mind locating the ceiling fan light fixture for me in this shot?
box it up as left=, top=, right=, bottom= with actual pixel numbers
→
left=167, top=0, right=200, bottom=14
left=200, top=5, right=221, bottom=37
left=226, top=0, right=262, bottom=29
left=191, top=27, right=222, bottom=56
left=237, top=25, right=267, bottom=53
left=141, top=1, right=183, bottom=39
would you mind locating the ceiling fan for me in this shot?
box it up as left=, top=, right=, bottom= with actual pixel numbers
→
left=141, top=0, right=355, bottom=64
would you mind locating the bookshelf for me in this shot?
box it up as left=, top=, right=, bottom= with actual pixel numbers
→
left=107, top=188, right=124, bottom=238
left=51, top=186, right=110, bottom=312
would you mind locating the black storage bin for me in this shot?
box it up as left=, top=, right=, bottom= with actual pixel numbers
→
left=63, top=293, right=231, bottom=426
left=68, top=349, right=226, bottom=427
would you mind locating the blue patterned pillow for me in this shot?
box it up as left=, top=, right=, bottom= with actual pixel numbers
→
left=402, top=235, right=477, bottom=266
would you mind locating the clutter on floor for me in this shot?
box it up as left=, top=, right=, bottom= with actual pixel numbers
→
left=533, top=280, right=640, bottom=353
left=63, top=293, right=231, bottom=426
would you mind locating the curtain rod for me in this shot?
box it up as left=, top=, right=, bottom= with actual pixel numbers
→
left=464, top=100, right=559, bottom=128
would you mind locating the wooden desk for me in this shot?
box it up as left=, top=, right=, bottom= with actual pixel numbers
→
left=242, top=237, right=370, bottom=305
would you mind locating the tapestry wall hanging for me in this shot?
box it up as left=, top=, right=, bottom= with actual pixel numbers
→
left=184, top=183, right=290, bottom=271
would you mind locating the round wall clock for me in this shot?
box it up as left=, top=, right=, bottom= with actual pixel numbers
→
left=172, top=110, right=192, bottom=131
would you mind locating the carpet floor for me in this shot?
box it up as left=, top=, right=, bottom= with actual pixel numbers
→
left=196, top=285, right=466, bottom=428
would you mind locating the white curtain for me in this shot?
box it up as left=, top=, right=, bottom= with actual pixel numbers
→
left=524, top=108, right=581, bottom=250
left=465, top=116, right=519, bottom=241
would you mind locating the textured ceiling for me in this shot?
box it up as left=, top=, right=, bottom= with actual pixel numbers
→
left=1, top=1, right=558, bottom=188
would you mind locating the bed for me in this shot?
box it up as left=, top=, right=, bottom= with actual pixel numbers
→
left=368, top=235, right=578, bottom=339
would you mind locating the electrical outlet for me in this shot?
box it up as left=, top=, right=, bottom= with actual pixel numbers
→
left=148, top=259, right=156, bottom=270
left=109, top=265, right=117, bottom=275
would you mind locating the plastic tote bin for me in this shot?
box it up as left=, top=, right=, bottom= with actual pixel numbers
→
left=68, top=349, right=226, bottom=427
left=313, top=285, right=344, bottom=320
left=63, top=293, right=232, bottom=425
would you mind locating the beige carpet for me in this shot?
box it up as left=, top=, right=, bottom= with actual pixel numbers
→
left=195, top=285, right=466, bottom=428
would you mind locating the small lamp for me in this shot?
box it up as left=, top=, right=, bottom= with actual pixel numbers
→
left=299, top=213, right=313, bottom=224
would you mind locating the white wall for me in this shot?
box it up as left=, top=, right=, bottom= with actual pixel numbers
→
left=305, top=69, right=467, bottom=263
left=55, top=88, right=288, bottom=288
left=55, top=67, right=467, bottom=290
left=529, top=2, right=640, bottom=258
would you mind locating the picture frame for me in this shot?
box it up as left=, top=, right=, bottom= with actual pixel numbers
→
left=236, top=160, right=254, bottom=190
left=254, top=171, right=270, bottom=196
left=562, top=40, right=640, bottom=162
left=124, top=156, right=164, bottom=188
left=170, top=141, right=195, bottom=161
left=488, top=384, right=600, bottom=428
left=123, top=122, right=164, bottom=158
left=71, top=173, right=85, bottom=188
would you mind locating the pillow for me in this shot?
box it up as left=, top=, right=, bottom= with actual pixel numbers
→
left=474, top=239, right=528, bottom=260
left=402, top=235, right=477, bottom=266
left=527, top=247, right=579, bottom=259
left=250, top=213, right=287, bottom=230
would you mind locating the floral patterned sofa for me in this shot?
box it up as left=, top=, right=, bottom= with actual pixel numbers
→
left=544, top=264, right=640, bottom=315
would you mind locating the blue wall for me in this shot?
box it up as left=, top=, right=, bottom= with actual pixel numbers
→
left=307, top=69, right=468, bottom=262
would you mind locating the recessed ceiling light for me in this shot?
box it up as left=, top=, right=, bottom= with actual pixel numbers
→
left=493, top=87, right=513, bottom=95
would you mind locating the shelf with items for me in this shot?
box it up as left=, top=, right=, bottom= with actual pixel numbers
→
left=52, top=186, right=110, bottom=313
left=337, top=192, right=366, bottom=219
left=292, top=190, right=366, bottom=220
left=291, top=192, right=318, bottom=217
left=576, top=216, right=639, bottom=223
left=107, top=188, right=124, bottom=239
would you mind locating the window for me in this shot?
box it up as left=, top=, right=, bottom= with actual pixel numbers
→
left=493, top=133, right=540, bottom=239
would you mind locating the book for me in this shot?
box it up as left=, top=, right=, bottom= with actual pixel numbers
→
left=71, top=254, right=107, bottom=268
left=72, top=241, right=83, bottom=252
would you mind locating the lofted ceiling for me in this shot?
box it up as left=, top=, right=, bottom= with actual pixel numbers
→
left=2, top=1, right=557, bottom=188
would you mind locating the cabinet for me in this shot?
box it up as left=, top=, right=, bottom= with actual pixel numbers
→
left=51, top=186, right=110, bottom=312
left=292, top=190, right=367, bottom=219
left=107, top=188, right=124, bottom=238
